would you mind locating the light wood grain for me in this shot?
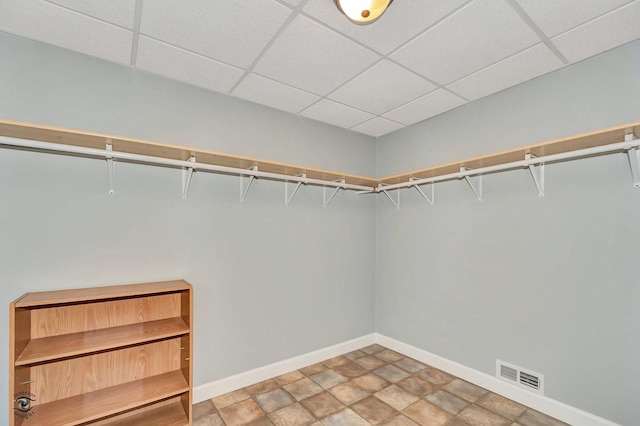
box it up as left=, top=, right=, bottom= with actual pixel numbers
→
left=28, top=370, right=188, bottom=425
left=91, top=397, right=188, bottom=426
left=16, top=280, right=190, bottom=307
left=16, top=317, right=189, bottom=365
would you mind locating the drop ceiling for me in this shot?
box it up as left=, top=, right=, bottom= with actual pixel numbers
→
left=1, top=0, right=639, bottom=137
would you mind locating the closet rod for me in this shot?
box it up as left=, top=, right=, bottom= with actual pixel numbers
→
left=0, top=136, right=373, bottom=192
left=377, top=137, right=640, bottom=192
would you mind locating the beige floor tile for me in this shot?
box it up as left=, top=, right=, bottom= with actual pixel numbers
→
left=458, top=405, right=511, bottom=426
left=353, top=372, right=391, bottom=393
left=402, top=400, right=452, bottom=426
left=443, top=379, right=488, bottom=402
left=283, top=377, right=323, bottom=401
left=351, top=395, right=397, bottom=424
left=379, top=413, right=420, bottom=426
left=361, top=344, right=386, bottom=354
left=268, top=403, right=316, bottom=426
left=323, top=355, right=350, bottom=368
left=193, top=399, right=217, bottom=420
left=374, top=349, right=405, bottom=363
left=218, top=398, right=264, bottom=426
left=300, top=391, right=345, bottom=418
left=344, top=349, right=368, bottom=360
left=374, top=365, right=410, bottom=383
left=328, top=381, right=370, bottom=405
left=275, top=370, right=306, bottom=385
left=247, top=379, right=281, bottom=396
left=354, top=355, right=387, bottom=370
left=396, top=376, right=435, bottom=397
left=374, top=384, right=420, bottom=411
left=310, top=369, right=348, bottom=389
left=194, top=412, right=225, bottom=426
left=243, top=416, right=275, bottom=426
left=415, top=367, right=455, bottom=386
left=212, top=388, right=250, bottom=409
left=476, top=393, right=526, bottom=420
left=516, top=409, right=569, bottom=426
left=321, top=408, right=370, bottom=425
left=300, top=363, right=328, bottom=376
left=424, top=389, right=469, bottom=415
left=393, top=358, right=427, bottom=373
left=333, top=361, right=369, bottom=378
left=254, top=388, right=295, bottom=413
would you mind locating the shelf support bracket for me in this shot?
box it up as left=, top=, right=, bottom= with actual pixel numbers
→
left=461, top=166, right=482, bottom=202
left=285, top=173, right=306, bottom=206
left=240, top=165, right=258, bottom=202
left=525, top=153, right=545, bottom=197
left=181, top=156, right=196, bottom=200
left=626, top=133, right=640, bottom=188
left=378, top=184, right=400, bottom=209
left=106, top=141, right=115, bottom=195
left=323, top=179, right=345, bottom=208
left=410, top=178, right=434, bottom=206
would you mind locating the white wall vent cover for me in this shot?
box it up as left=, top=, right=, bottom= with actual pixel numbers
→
left=496, top=360, right=544, bottom=395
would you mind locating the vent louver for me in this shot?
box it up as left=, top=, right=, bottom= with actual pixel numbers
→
left=496, top=360, right=544, bottom=395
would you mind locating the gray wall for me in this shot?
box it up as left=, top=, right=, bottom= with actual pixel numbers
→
left=0, top=32, right=376, bottom=414
left=376, top=40, right=640, bottom=424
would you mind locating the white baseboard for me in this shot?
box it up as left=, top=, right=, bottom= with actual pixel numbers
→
left=193, top=333, right=376, bottom=403
left=374, top=333, right=619, bottom=426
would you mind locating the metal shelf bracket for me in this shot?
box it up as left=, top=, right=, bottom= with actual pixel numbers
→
left=106, top=141, right=115, bottom=195
left=240, top=165, right=258, bottom=202
left=323, top=179, right=345, bottom=208
left=378, top=184, right=400, bottom=209
left=525, top=153, right=545, bottom=197
left=461, top=166, right=482, bottom=202
left=626, top=133, right=640, bottom=188
left=410, top=178, right=434, bottom=206
left=285, top=173, right=306, bottom=206
left=181, top=156, right=196, bottom=200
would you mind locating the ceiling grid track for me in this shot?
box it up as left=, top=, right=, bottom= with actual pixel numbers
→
left=129, top=0, right=144, bottom=66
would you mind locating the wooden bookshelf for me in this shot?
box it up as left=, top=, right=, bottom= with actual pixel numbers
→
left=9, top=280, right=193, bottom=426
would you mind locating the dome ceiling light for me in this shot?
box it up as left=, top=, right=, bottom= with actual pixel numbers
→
left=334, top=0, right=393, bottom=25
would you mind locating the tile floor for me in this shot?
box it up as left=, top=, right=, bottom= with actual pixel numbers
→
left=193, top=344, right=567, bottom=426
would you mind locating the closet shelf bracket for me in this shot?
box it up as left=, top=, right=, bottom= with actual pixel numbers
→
left=461, top=167, right=482, bottom=202
left=525, top=153, right=545, bottom=197
left=106, top=141, right=115, bottom=195
left=182, top=156, right=196, bottom=200
left=323, top=179, right=345, bottom=208
left=378, top=184, right=400, bottom=209
left=285, top=173, right=306, bottom=206
left=410, top=178, right=434, bottom=206
left=626, top=133, right=640, bottom=188
left=240, top=165, right=258, bottom=202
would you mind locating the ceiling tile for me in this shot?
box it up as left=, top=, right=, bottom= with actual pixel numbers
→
left=232, top=73, right=320, bottom=113
left=515, top=0, right=633, bottom=37
left=447, top=43, right=563, bottom=100
left=281, top=0, right=304, bottom=6
left=351, top=117, right=404, bottom=137
left=47, top=0, right=136, bottom=29
left=299, top=99, right=374, bottom=129
left=302, top=0, right=467, bottom=54
left=551, top=1, right=640, bottom=63
left=253, top=15, right=380, bottom=95
left=383, top=89, right=466, bottom=125
left=328, top=60, right=437, bottom=115
left=139, top=0, right=291, bottom=68
left=136, top=36, right=244, bottom=93
left=0, top=0, right=132, bottom=64
left=390, top=0, right=540, bottom=85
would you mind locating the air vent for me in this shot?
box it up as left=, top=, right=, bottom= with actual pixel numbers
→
left=496, top=360, right=544, bottom=395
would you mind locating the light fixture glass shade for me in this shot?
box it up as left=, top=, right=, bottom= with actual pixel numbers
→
left=334, top=0, right=393, bottom=25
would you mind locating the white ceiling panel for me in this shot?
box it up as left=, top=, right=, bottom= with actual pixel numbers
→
left=383, top=89, right=466, bottom=126
left=515, top=0, right=633, bottom=37
left=139, top=0, right=292, bottom=68
left=302, top=0, right=468, bottom=55
left=351, top=117, right=404, bottom=137
left=253, top=15, right=380, bottom=95
left=300, top=99, right=374, bottom=129
left=552, top=1, right=640, bottom=63
left=232, top=74, right=320, bottom=114
left=329, top=60, right=436, bottom=115
left=136, top=37, right=244, bottom=94
left=46, top=0, right=137, bottom=29
left=390, top=0, right=540, bottom=85
left=0, top=0, right=132, bottom=64
left=447, top=43, right=563, bottom=101
left=281, top=0, right=304, bottom=6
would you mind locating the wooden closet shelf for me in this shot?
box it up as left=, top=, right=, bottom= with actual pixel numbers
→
left=99, top=400, right=189, bottom=425
left=30, top=370, right=189, bottom=425
left=15, top=317, right=189, bottom=366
